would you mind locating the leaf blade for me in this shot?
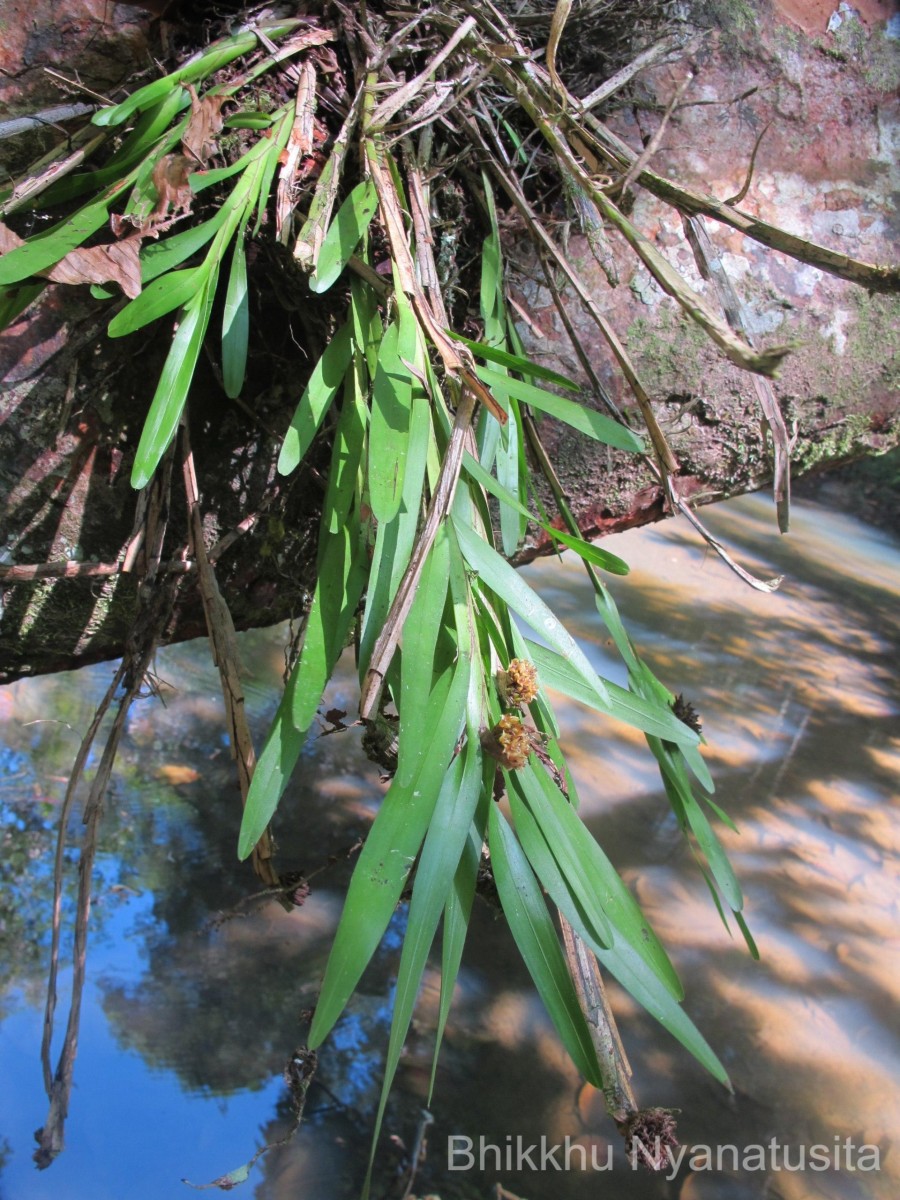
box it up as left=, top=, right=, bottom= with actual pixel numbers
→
left=309, top=178, right=378, bottom=294
left=222, top=235, right=249, bottom=398
left=489, top=803, right=603, bottom=1087
left=277, top=322, right=353, bottom=475
left=477, top=366, right=645, bottom=454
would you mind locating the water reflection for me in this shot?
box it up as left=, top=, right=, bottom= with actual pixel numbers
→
left=0, top=494, right=897, bottom=1199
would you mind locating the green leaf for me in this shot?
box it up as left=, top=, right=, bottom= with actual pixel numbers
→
left=0, top=281, right=44, bottom=333
left=734, top=910, right=760, bottom=961
left=277, top=322, right=353, bottom=475
left=480, top=229, right=502, bottom=326
left=92, top=78, right=183, bottom=128
left=140, top=207, right=230, bottom=282
left=238, top=518, right=367, bottom=859
left=514, top=763, right=682, bottom=998
left=522, top=639, right=698, bottom=743
left=0, top=194, right=115, bottom=285
left=368, top=320, right=412, bottom=523
left=462, top=452, right=630, bottom=576
left=430, top=821, right=483, bottom=1098
left=131, top=270, right=217, bottom=489
left=322, top=376, right=367, bottom=536
left=224, top=111, right=274, bottom=129
left=449, top=332, right=579, bottom=391
left=309, top=179, right=378, bottom=293
left=108, top=267, right=204, bottom=337
left=369, top=738, right=482, bottom=1170
left=452, top=517, right=610, bottom=708
left=222, top=236, right=249, bottom=398
left=398, top=531, right=451, bottom=784
left=308, top=656, right=471, bottom=1048
left=655, top=741, right=743, bottom=910
left=91, top=24, right=301, bottom=127
left=682, top=739, right=715, bottom=793
left=250, top=108, right=294, bottom=235
left=488, top=803, right=603, bottom=1087
left=357, top=393, right=430, bottom=679
left=509, top=769, right=613, bottom=950
left=477, top=366, right=645, bottom=454
left=509, top=785, right=729, bottom=1086
left=42, top=89, right=188, bottom=206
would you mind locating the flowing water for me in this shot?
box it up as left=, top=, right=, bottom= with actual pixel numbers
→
left=0, top=493, right=897, bottom=1200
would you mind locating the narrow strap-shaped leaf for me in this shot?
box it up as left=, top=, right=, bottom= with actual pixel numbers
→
left=277, top=321, right=353, bottom=475
left=0, top=192, right=120, bottom=285
left=91, top=22, right=301, bottom=127
left=41, top=87, right=187, bottom=206
left=357, top=390, right=431, bottom=679
left=522, top=638, right=698, bottom=744
left=449, top=331, right=580, bottom=391
left=453, top=517, right=610, bottom=708
left=368, top=319, right=412, bottom=522
left=397, top=531, right=451, bottom=785
left=309, top=178, right=378, bottom=293
left=140, top=206, right=230, bottom=283
left=222, top=235, right=249, bottom=398
left=323, top=375, right=368, bottom=536
left=508, top=767, right=613, bottom=949
left=109, top=267, right=204, bottom=338
left=488, top=803, right=603, bottom=1088
left=369, top=737, right=482, bottom=1172
left=462, top=452, right=629, bottom=576
left=682, top=739, right=715, bottom=794
left=237, top=518, right=367, bottom=859
left=430, top=821, right=482, bottom=1099
left=131, top=269, right=217, bottom=489
left=509, top=783, right=729, bottom=1086
left=497, top=395, right=526, bottom=556
left=250, top=107, right=294, bottom=236
left=308, top=656, right=471, bottom=1049
left=477, top=366, right=645, bottom=454
left=653, top=738, right=743, bottom=911
left=513, top=763, right=683, bottom=998
left=0, top=281, right=44, bottom=335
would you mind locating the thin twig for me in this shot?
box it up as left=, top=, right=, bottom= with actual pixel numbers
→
left=617, top=70, right=694, bottom=199
left=560, top=915, right=637, bottom=1122
left=180, top=418, right=281, bottom=890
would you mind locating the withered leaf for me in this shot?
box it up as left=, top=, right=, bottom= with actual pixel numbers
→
left=0, top=221, right=143, bottom=297
left=47, top=236, right=144, bottom=298
left=150, top=154, right=195, bottom=223
left=182, top=85, right=226, bottom=167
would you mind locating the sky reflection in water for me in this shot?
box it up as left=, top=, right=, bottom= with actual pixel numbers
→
left=0, top=493, right=897, bottom=1200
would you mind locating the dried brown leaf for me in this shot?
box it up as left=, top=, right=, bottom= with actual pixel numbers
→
left=0, top=221, right=143, bottom=297
left=149, top=154, right=195, bottom=225
left=47, top=236, right=144, bottom=298
left=182, top=86, right=226, bottom=168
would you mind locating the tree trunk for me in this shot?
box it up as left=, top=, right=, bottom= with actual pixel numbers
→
left=1, top=0, right=897, bottom=682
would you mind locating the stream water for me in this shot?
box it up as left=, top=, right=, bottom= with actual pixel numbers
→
left=0, top=492, right=897, bottom=1200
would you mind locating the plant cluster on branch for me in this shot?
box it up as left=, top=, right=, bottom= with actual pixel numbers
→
left=3, top=0, right=897, bottom=1179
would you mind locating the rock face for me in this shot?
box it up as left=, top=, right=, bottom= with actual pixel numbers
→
left=0, top=0, right=898, bottom=681
left=510, top=0, right=899, bottom=550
